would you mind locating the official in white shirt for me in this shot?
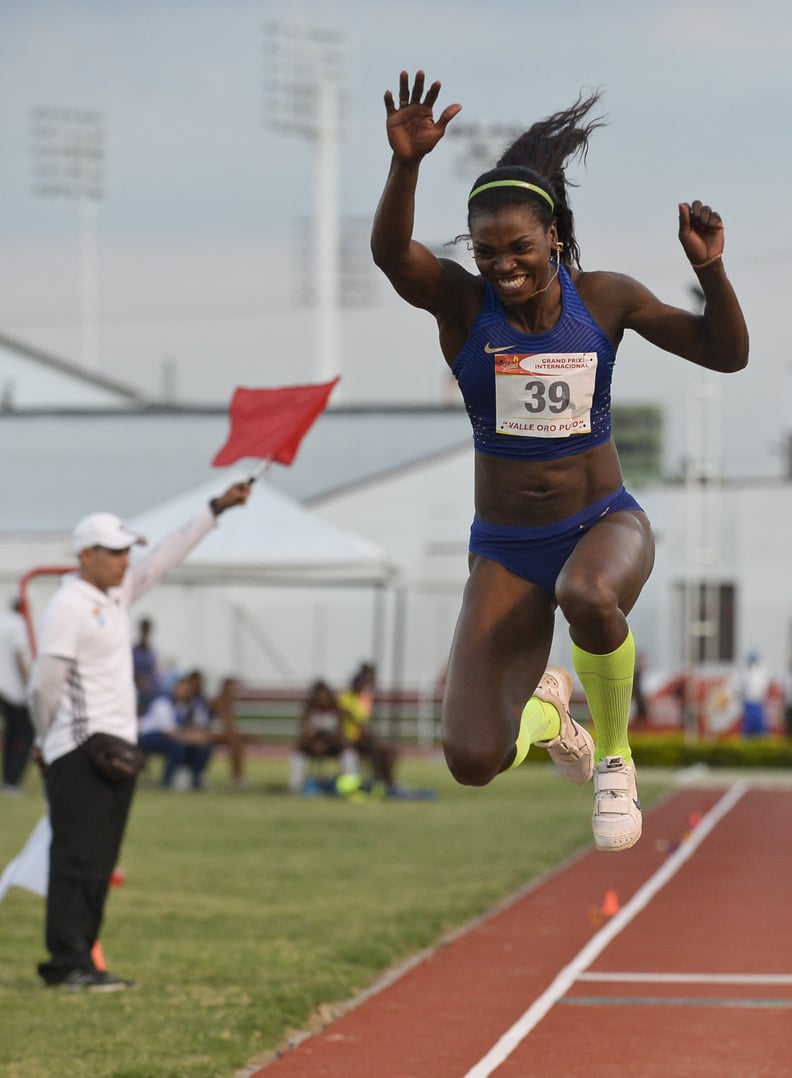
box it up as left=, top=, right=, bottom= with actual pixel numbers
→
left=28, top=481, right=250, bottom=990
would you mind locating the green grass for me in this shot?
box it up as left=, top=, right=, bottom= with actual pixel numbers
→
left=0, top=754, right=670, bottom=1078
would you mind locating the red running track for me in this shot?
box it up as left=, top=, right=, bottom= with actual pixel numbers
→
left=253, top=783, right=792, bottom=1077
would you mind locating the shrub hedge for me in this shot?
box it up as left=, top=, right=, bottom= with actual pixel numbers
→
left=525, top=732, right=792, bottom=769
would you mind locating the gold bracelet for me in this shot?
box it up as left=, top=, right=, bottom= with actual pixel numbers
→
left=691, top=252, right=723, bottom=270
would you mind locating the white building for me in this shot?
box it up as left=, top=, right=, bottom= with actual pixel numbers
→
left=2, top=331, right=790, bottom=699
left=0, top=330, right=147, bottom=411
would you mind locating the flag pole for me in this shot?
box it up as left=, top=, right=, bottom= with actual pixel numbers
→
left=248, top=457, right=273, bottom=484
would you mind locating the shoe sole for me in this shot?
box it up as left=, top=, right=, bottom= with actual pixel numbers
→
left=594, top=827, right=642, bottom=853
left=536, top=669, right=594, bottom=785
left=535, top=668, right=574, bottom=710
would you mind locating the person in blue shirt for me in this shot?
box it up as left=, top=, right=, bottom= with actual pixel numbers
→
left=138, top=673, right=213, bottom=790
left=132, top=617, right=161, bottom=715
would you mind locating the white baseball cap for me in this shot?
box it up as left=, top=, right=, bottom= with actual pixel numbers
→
left=72, top=512, right=147, bottom=554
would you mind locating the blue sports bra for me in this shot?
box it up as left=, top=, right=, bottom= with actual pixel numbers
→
left=451, top=264, right=615, bottom=461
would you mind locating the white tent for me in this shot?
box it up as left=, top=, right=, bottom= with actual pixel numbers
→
left=128, top=476, right=396, bottom=586
left=13, top=478, right=398, bottom=687
left=119, top=477, right=398, bottom=687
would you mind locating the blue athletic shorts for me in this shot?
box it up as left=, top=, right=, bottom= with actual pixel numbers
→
left=468, top=485, right=644, bottom=594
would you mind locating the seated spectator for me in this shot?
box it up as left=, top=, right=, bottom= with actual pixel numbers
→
left=337, top=662, right=400, bottom=793
left=182, top=669, right=214, bottom=732
left=210, top=676, right=247, bottom=785
left=290, top=679, right=359, bottom=794
left=138, top=674, right=213, bottom=789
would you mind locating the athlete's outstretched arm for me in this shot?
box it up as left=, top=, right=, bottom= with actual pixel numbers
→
left=371, top=70, right=464, bottom=315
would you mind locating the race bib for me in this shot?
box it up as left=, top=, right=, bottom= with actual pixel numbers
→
left=494, top=352, right=598, bottom=438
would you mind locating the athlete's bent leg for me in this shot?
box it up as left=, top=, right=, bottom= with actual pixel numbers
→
left=441, top=556, right=556, bottom=786
left=556, top=511, right=654, bottom=849
left=555, top=510, right=654, bottom=748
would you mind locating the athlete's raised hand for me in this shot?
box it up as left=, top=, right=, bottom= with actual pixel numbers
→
left=384, top=70, right=461, bottom=163
left=679, top=200, right=725, bottom=270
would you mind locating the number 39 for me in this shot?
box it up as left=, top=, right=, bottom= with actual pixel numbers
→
left=523, top=380, right=571, bottom=414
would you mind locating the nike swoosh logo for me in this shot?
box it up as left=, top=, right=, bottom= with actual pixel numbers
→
left=484, top=342, right=514, bottom=354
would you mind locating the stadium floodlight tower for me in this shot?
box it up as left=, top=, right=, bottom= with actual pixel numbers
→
left=262, top=21, right=346, bottom=386
left=30, top=106, right=105, bottom=373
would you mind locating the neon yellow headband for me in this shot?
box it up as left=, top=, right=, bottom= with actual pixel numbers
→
left=468, top=179, right=555, bottom=213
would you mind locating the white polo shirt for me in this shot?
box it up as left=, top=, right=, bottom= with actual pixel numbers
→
left=36, top=506, right=216, bottom=764
left=138, top=695, right=180, bottom=736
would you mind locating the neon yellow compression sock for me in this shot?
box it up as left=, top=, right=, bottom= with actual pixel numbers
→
left=571, top=630, right=635, bottom=764
left=508, top=697, right=561, bottom=770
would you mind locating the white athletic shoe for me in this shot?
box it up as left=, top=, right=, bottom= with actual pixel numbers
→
left=533, top=668, right=594, bottom=785
left=592, top=755, right=642, bottom=852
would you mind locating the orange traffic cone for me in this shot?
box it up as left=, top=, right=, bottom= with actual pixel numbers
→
left=601, top=889, right=620, bottom=917
left=91, top=940, right=107, bottom=971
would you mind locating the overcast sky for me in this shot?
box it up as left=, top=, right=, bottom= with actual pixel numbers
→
left=1, top=0, right=791, bottom=479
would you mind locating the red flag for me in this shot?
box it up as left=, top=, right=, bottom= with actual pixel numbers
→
left=211, top=378, right=340, bottom=467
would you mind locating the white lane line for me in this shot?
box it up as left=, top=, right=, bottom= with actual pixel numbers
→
left=464, top=781, right=748, bottom=1078
left=578, top=972, right=792, bottom=985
